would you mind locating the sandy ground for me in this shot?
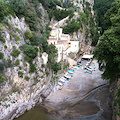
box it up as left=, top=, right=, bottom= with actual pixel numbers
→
left=44, top=60, right=108, bottom=108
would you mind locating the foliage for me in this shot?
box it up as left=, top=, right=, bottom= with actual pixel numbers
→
left=0, top=1, right=14, bottom=22
left=114, top=86, right=120, bottom=115
left=24, top=55, right=32, bottom=63
left=94, top=0, right=114, bottom=33
left=39, top=0, right=61, bottom=9
left=0, top=52, right=4, bottom=59
left=29, top=63, right=36, bottom=73
left=25, top=76, right=29, bottom=81
left=14, top=35, right=20, bottom=41
left=7, top=59, right=12, bottom=67
left=46, top=44, right=58, bottom=62
left=104, top=0, right=120, bottom=30
left=0, top=72, right=7, bottom=84
left=94, top=0, right=120, bottom=81
left=14, top=59, right=19, bottom=66
left=4, top=45, right=7, bottom=49
left=48, top=8, right=70, bottom=21
left=79, top=12, right=88, bottom=25
left=9, top=0, right=27, bottom=18
left=11, top=49, right=20, bottom=57
left=0, top=33, right=5, bottom=43
left=63, top=19, right=81, bottom=34
left=24, top=29, right=32, bottom=39
left=46, top=44, right=61, bottom=73
left=51, top=62, right=61, bottom=73
left=24, top=45, right=37, bottom=59
left=29, top=35, right=40, bottom=46
left=9, top=0, right=38, bottom=31
left=18, top=71, right=23, bottom=78
left=0, top=63, right=4, bottom=71
left=45, top=71, right=49, bottom=76
left=41, top=64, right=45, bottom=68
left=0, top=23, right=3, bottom=30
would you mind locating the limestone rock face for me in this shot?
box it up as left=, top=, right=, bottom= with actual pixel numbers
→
left=0, top=6, right=51, bottom=120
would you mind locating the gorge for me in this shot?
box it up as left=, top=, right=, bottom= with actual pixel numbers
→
left=0, top=0, right=120, bottom=120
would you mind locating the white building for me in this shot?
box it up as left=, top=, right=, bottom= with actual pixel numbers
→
left=47, top=28, right=80, bottom=63
left=65, top=41, right=80, bottom=55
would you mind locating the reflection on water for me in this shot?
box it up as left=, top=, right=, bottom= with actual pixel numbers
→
left=14, top=106, right=50, bottom=120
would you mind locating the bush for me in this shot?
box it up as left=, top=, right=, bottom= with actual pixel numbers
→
left=24, top=55, right=32, bottom=63
left=29, top=35, right=40, bottom=46
left=7, top=59, right=12, bottom=67
left=0, top=23, right=3, bottom=30
left=25, top=76, right=29, bottom=81
left=14, top=35, right=20, bottom=41
left=0, top=52, right=4, bottom=59
left=18, top=71, right=23, bottom=78
left=45, top=71, right=49, bottom=76
left=14, top=59, right=19, bottom=66
left=0, top=1, right=8, bottom=22
left=24, top=29, right=32, bottom=39
left=4, top=45, right=7, bottom=49
left=41, top=64, right=45, bottom=68
left=0, top=63, right=4, bottom=71
left=0, top=36, right=5, bottom=43
left=0, top=72, right=7, bottom=84
left=29, top=63, right=36, bottom=73
left=63, top=19, right=81, bottom=34
left=11, top=49, right=20, bottom=57
left=24, top=45, right=37, bottom=59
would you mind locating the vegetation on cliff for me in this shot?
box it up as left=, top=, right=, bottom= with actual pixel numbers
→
left=63, top=1, right=100, bottom=46
left=94, top=0, right=115, bottom=33
left=94, top=0, right=120, bottom=82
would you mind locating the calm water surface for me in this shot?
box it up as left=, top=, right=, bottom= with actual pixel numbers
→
left=14, top=106, right=52, bottom=120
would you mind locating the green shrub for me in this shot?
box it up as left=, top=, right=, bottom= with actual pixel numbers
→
left=25, top=76, right=29, bottom=81
left=19, top=45, right=26, bottom=51
left=29, top=63, right=36, bottom=73
left=0, top=23, right=3, bottom=30
left=11, top=49, right=20, bottom=57
left=14, top=59, right=19, bottom=66
left=14, top=35, right=20, bottom=41
left=24, top=55, right=32, bottom=63
left=24, top=29, right=32, bottom=39
left=19, top=66, right=22, bottom=70
left=29, top=35, right=40, bottom=46
left=0, top=72, right=7, bottom=84
left=0, top=63, right=4, bottom=71
left=18, top=71, right=23, bottom=78
left=41, top=64, right=45, bottom=68
left=7, top=59, right=12, bottom=67
left=0, top=37, right=5, bottom=43
left=24, top=45, right=37, bottom=59
left=63, top=19, right=81, bottom=34
left=4, top=45, right=7, bottom=49
left=45, top=71, right=49, bottom=76
left=0, top=52, right=4, bottom=59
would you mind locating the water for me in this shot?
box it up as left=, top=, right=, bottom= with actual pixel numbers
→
left=14, top=106, right=50, bottom=120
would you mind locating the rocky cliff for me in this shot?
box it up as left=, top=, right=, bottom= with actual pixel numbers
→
left=0, top=0, right=97, bottom=119
left=0, top=1, right=53, bottom=120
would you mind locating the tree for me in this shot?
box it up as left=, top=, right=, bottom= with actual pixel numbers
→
left=94, top=0, right=120, bottom=82
left=46, top=44, right=60, bottom=73
left=29, top=35, right=40, bottom=46
left=24, top=45, right=38, bottom=59
left=93, top=0, right=114, bottom=33
left=9, top=0, right=27, bottom=17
